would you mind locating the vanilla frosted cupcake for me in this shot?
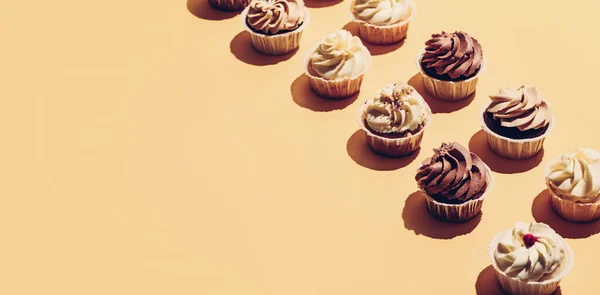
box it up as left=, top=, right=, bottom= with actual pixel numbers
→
left=416, top=142, right=493, bottom=222
left=241, top=0, right=310, bottom=55
left=481, top=85, right=554, bottom=159
left=545, top=148, right=600, bottom=222
left=416, top=31, right=485, bottom=100
left=489, top=222, right=574, bottom=295
left=305, top=30, right=372, bottom=98
left=358, top=82, right=431, bottom=157
left=350, top=0, right=415, bottom=45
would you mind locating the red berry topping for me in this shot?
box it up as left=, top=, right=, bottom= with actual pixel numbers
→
left=523, top=233, right=538, bottom=248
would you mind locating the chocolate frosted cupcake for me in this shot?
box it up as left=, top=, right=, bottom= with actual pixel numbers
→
left=241, top=0, right=310, bottom=55
left=350, top=0, right=416, bottom=45
left=416, top=31, right=485, bottom=100
left=416, top=142, right=493, bottom=222
left=545, top=148, right=600, bottom=222
left=481, top=85, right=554, bottom=159
left=304, top=30, right=372, bottom=98
left=488, top=222, right=574, bottom=295
left=358, top=81, right=432, bottom=157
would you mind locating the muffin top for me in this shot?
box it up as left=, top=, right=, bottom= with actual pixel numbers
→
left=416, top=142, right=488, bottom=204
left=421, top=31, right=483, bottom=81
left=487, top=86, right=552, bottom=132
left=546, top=148, right=600, bottom=203
left=352, top=0, right=410, bottom=26
left=310, top=30, right=371, bottom=80
left=363, top=82, right=429, bottom=135
left=247, top=0, right=305, bottom=35
left=494, top=222, right=565, bottom=282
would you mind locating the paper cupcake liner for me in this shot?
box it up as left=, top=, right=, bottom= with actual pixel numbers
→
left=415, top=50, right=486, bottom=101
left=209, top=0, right=250, bottom=11
left=303, top=43, right=372, bottom=99
left=350, top=0, right=416, bottom=45
left=480, top=102, right=554, bottom=160
left=421, top=163, right=493, bottom=222
left=545, top=182, right=600, bottom=222
left=487, top=229, right=574, bottom=295
left=241, top=7, right=310, bottom=56
left=357, top=103, right=431, bottom=157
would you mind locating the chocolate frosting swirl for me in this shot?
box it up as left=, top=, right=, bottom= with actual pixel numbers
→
left=416, top=142, right=488, bottom=203
left=247, top=0, right=305, bottom=35
left=421, top=31, right=483, bottom=80
left=487, top=86, right=552, bottom=131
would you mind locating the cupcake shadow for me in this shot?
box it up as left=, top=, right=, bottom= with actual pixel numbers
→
left=186, top=0, right=240, bottom=21
left=342, top=22, right=405, bottom=56
left=407, top=73, right=475, bottom=113
left=531, top=190, right=600, bottom=239
left=230, top=31, right=298, bottom=66
left=469, top=130, right=543, bottom=174
left=291, top=74, right=359, bottom=112
left=402, top=191, right=482, bottom=239
left=475, top=266, right=506, bottom=295
left=346, top=130, right=420, bottom=171
left=304, top=0, right=343, bottom=8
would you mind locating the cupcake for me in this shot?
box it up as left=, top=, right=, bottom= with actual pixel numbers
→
left=488, top=222, right=574, bottom=295
left=304, top=30, right=372, bottom=98
left=545, top=148, right=600, bottom=222
left=416, top=31, right=485, bottom=101
left=241, top=0, right=310, bottom=55
left=358, top=82, right=432, bottom=157
left=210, top=0, right=250, bottom=11
left=350, top=0, right=416, bottom=45
left=481, top=85, right=554, bottom=159
left=416, top=142, right=493, bottom=222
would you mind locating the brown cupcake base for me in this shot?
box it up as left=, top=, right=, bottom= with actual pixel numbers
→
left=480, top=102, right=554, bottom=160
left=209, top=0, right=249, bottom=11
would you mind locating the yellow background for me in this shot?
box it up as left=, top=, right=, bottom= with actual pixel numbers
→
left=3, top=0, right=600, bottom=294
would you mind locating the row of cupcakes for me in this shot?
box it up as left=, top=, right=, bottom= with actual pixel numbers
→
left=237, top=0, right=489, bottom=102
left=357, top=80, right=552, bottom=161
left=238, top=0, right=417, bottom=54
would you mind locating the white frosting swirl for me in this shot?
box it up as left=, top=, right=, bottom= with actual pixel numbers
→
left=546, top=148, right=600, bottom=203
left=365, top=82, right=429, bottom=134
left=495, top=222, right=565, bottom=282
left=310, top=30, right=371, bottom=80
left=487, top=86, right=552, bottom=131
left=352, top=0, right=410, bottom=25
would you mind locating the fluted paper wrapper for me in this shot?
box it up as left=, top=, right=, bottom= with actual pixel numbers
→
left=350, top=0, right=416, bottom=45
left=420, top=164, right=493, bottom=222
left=415, top=50, right=485, bottom=101
left=241, top=7, right=310, bottom=56
left=303, top=43, right=372, bottom=99
left=357, top=103, right=431, bottom=157
left=209, top=0, right=249, bottom=11
left=487, top=229, right=574, bottom=295
left=543, top=172, right=600, bottom=222
left=480, top=102, right=554, bottom=160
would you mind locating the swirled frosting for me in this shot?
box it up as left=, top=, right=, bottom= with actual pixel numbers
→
left=310, top=30, right=371, bottom=80
left=495, top=222, right=565, bottom=282
left=546, top=148, right=600, bottom=203
left=487, top=86, right=552, bottom=131
left=416, top=142, right=488, bottom=203
left=421, top=31, right=483, bottom=81
left=247, top=0, right=305, bottom=35
left=352, top=0, right=410, bottom=26
left=364, top=82, right=429, bottom=134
